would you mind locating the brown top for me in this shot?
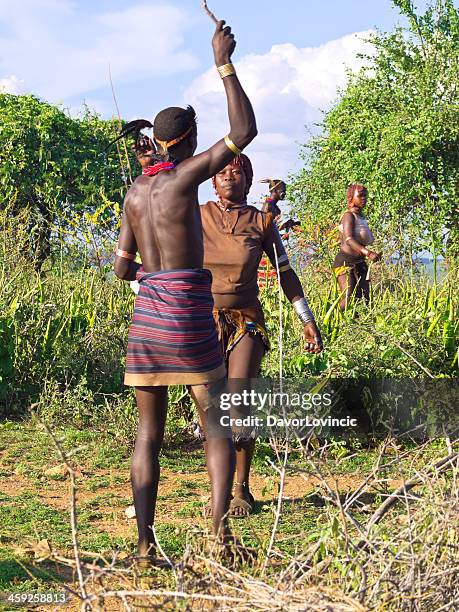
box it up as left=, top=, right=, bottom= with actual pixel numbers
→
left=200, top=201, right=288, bottom=309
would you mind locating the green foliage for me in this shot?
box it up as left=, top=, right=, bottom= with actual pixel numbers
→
left=260, top=261, right=458, bottom=379
left=290, top=0, right=459, bottom=259
left=1, top=208, right=457, bottom=428
left=0, top=205, right=132, bottom=409
left=0, top=94, right=133, bottom=267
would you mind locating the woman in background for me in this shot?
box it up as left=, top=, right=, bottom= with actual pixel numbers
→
left=334, top=183, right=381, bottom=310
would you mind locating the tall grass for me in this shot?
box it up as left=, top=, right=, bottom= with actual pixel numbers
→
left=1, top=211, right=457, bottom=431
left=260, top=258, right=458, bottom=379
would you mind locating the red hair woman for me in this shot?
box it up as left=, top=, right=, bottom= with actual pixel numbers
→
left=191, top=155, right=322, bottom=517
left=334, top=184, right=381, bottom=310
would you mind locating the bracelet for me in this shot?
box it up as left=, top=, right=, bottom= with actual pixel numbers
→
left=217, top=63, right=236, bottom=79
left=362, top=248, right=370, bottom=256
left=224, top=135, right=242, bottom=156
left=293, top=297, right=315, bottom=325
left=116, top=249, right=136, bottom=260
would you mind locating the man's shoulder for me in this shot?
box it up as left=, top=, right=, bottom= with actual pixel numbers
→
left=129, top=174, right=152, bottom=192
left=125, top=176, right=152, bottom=209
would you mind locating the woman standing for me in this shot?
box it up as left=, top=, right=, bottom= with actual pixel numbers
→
left=334, top=184, right=381, bottom=310
left=191, top=155, right=322, bottom=517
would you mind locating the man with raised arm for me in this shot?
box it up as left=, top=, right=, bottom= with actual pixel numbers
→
left=114, top=20, right=257, bottom=562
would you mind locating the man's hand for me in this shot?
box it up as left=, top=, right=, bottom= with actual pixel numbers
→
left=303, top=322, right=323, bottom=354
left=133, top=136, right=155, bottom=169
left=212, top=20, right=236, bottom=66
left=367, top=251, right=382, bottom=263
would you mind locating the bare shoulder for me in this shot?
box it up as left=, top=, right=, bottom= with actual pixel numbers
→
left=125, top=176, right=150, bottom=212
left=341, top=211, right=355, bottom=223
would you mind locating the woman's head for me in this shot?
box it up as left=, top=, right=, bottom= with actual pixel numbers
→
left=346, top=183, right=367, bottom=209
left=212, top=154, right=253, bottom=205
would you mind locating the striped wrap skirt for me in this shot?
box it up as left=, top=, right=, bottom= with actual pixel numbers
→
left=124, top=269, right=226, bottom=387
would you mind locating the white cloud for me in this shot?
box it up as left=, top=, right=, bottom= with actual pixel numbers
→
left=0, top=1, right=198, bottom=101
left=0, top=75, right=24, bottom=94
left=188, top=32, right=374, bottom=206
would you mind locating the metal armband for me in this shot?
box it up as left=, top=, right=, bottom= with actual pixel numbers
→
left=293, top=297, right=315, bottom=325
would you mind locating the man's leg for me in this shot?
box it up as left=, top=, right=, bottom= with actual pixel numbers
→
left=189, top=385, right=235, bottom=538
left=227, top=333, right=265, bottom=516
left=131, top=386, right=167, bottom=557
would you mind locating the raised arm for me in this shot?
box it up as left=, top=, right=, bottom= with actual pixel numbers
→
left=214, top=21, right=257, bottom=152
left=177, top=20, right=257, bottom=187
left=263, top=224, right=323, bottom=353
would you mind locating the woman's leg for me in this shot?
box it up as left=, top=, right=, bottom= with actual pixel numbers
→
left=131, top=386, right=167, bottom=557
left=356, top=264, right=370, bottom=302
left=337, top=270, right=356, bottom=310
left=227, top=333, right=265, bottom=516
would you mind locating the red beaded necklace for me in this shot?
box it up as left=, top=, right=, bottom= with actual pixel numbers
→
left=142, top=162, right=176, bottom=176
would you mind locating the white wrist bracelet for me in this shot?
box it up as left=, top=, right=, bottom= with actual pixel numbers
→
left=293, top=297, right=315, bottom=324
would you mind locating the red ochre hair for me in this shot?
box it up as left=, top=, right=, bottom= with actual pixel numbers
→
left=212, top=154, right=254, bottom=195
left=346, top=183, right=367, bottom=205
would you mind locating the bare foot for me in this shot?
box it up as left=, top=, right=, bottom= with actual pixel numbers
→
left=208, top=528, right=257, bottom=565
left=230, top=483, right=254, bottom=517
left=133, top=540, right=164, bottom=569
left=137, top=539, right=156, bottom=558
left=135, top=539, right=174, bottom=570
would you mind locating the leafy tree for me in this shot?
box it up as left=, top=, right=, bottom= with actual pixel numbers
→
left=0, top=94, right=134, bottom=268
left=290, top=0, right=459, bottom=260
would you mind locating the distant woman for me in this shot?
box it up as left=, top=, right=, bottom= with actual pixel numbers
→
left=334, top=183, right=381, bottom=310
left=191, top=155, right=322, bottom=517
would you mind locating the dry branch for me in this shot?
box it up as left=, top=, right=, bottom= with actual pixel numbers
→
left=42, top=421, right=89, bottom=609
left=201, top=0, right=218, bottom=24
left=366, top=451, right=458, bottom=532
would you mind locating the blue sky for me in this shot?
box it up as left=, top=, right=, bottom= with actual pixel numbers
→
left=0, top=0, right=442, bottom=203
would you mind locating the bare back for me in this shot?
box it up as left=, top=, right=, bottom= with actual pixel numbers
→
left=114, top=19, right=258, bottom=280
left=124, top=171, right=203, bottom=272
